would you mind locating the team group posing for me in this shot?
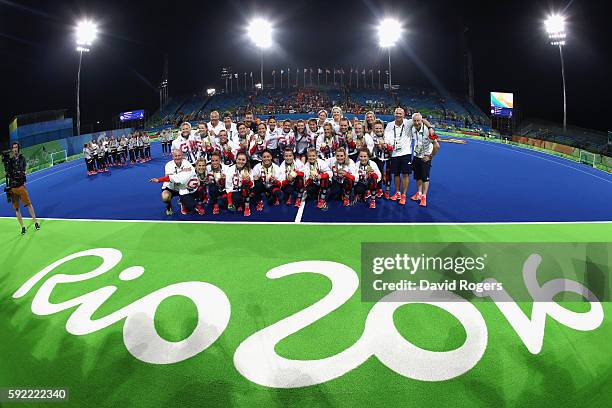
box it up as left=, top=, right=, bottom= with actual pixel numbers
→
left=149, top=107, right=440, bottom=217
left=83, top=131, right=152, bottom=175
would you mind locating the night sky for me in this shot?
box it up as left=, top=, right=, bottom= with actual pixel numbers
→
left=1, top=0, right=610, bottom=145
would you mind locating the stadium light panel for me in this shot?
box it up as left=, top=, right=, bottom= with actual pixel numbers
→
left=545, top=14, right=566, bottom=45
left=76, top=20, right=98, bottom=47
left=378, top=18, right=402, bottom=48
left=248, top=18, right=272, bottom=49
left=207, top=88, right=216, bottom=96
left=545, top=14, right=565, bottom=35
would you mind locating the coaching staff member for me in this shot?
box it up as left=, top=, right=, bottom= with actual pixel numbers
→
left=5, top=142, right=40, bottom=235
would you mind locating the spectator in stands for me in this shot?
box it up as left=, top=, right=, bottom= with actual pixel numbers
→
left=6, top=142, right=40, bottom=235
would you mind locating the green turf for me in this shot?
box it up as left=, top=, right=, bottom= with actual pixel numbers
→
left=0, top=218, right=610, bottom=407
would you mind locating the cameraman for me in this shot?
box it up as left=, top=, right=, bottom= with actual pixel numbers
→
left=5, top=142, right=40, bottom=235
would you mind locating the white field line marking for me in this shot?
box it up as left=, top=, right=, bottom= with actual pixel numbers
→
left=294, top=192, right=307, bottom=223
left=468, top=139, right=612, bottom=184
left=0, top=161, right=84, bottom=196
left=0, top=216, right=610, bottom=226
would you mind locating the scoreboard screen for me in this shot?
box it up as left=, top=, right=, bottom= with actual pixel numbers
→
left=119, top=109, right=145, bottom=122
left=490, top=92, right=513, bottom=118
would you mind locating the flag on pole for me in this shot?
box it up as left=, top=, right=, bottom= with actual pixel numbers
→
left=280, top=69, right=283, bottom=74
left=318, top=68, right=323, bottom=74
left=235, top=73, right=238, bottom=78
left=273, top=70, right=276, bottom=75
left=326, top=69, right=330, bottom=74
left=250, top=72, right=253, bottom=77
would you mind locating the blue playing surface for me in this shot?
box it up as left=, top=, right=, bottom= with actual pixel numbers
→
left=1, top=138, right=611, bottom=223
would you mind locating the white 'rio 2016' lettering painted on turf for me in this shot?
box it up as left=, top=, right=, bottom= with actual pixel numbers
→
left=12, top=249, right=604, bottom=387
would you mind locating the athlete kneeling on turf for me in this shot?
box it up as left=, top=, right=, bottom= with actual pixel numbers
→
left=304, top=148, right=332, bottom=210
left=355, top=148, right=382, bottom=209
left=149, top=149, right=192, bottom=216
left=219, top=152, right=253, bottom=217
left=206, top=153, right=227, bottom=214
left=326, top=147, right=356, bottom=207
left=279, top=148, right=305, bottom=207
left=252, top=149, right=283, bottom=211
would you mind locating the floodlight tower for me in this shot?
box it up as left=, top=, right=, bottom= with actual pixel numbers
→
left=248, top=18, right=272, bottom=91
left=378, top=18, right=402, bottom=89
left=75, top=20, right=97, bottom=136
left=545, top=14, right=567, bottom=130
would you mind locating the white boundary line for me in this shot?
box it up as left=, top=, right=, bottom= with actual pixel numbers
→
left=466, top=139, right=612, bottom=184
left=294, top=192, right=307, bottom=223
left=0, top=161, right=84, bottom=196
left=0, top=216, right=609, bottom=226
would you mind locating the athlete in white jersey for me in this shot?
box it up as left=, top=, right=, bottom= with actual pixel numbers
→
left=326, top=147, right=356, bottom=207
left=279, top=148, right=306, bottom=207
left=354, top=148, right=382, bottom=208
left=172, top=122, right=197, bottom=163
left=252, top=149, right=283, bottom=211
left=304, top=147, right=332, bottom=209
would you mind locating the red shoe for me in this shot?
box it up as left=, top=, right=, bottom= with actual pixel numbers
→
left=244, top=206, right=251, bottom=217
left=273, top=198, right=280, bottom=206
left=213, top=204, right=220, bottom=215
left=237, top=206, right=243, bottom=212
left=384, top=191, right=390, bottom=199
left=365, top=190, right=371, bottom=199
left=411, top=192, right=422, bottom=201
left=180, top=203, right=188, bottom=215
left=399, top=194, right=406, bottom=205
left=369, top=199, right=376, bottom=209
left=317, top=199, right=326, bottom=209
left=256, top=200, right=264, bottom=211
left=204, top=195, right=209, bottom=204
left=92, top=170, right=98, bottom=175
left=195, top=204, right=205, bottom=215
left=419, top=195, right=427, bottom=207
left=376, top=188, right=383, bottom=198
left=294, top=198, right=302, bottom=208
left=285, top=196, right=292, bottom=205
left=342, top=195, right=350, bottom=207
left=389, top=192, right=401, bottom=201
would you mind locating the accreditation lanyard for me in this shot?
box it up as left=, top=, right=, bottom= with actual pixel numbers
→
left=393, top=123, right=404, bottom=150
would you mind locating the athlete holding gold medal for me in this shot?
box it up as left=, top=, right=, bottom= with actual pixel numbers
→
left=304, top=148, right=332, bottom=209
left=355, top=148, right=382, bottom=208
left=220, top=152, right=253, bottom=217
left=279, top=148, right=306, bottom=207
left=326, top=147, right=356, bottom=207
left=206, top=153, right=227, bottom=215
left=316, top=122, right=338, bottom=160
left=252, top=150, right=283, bottom=211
